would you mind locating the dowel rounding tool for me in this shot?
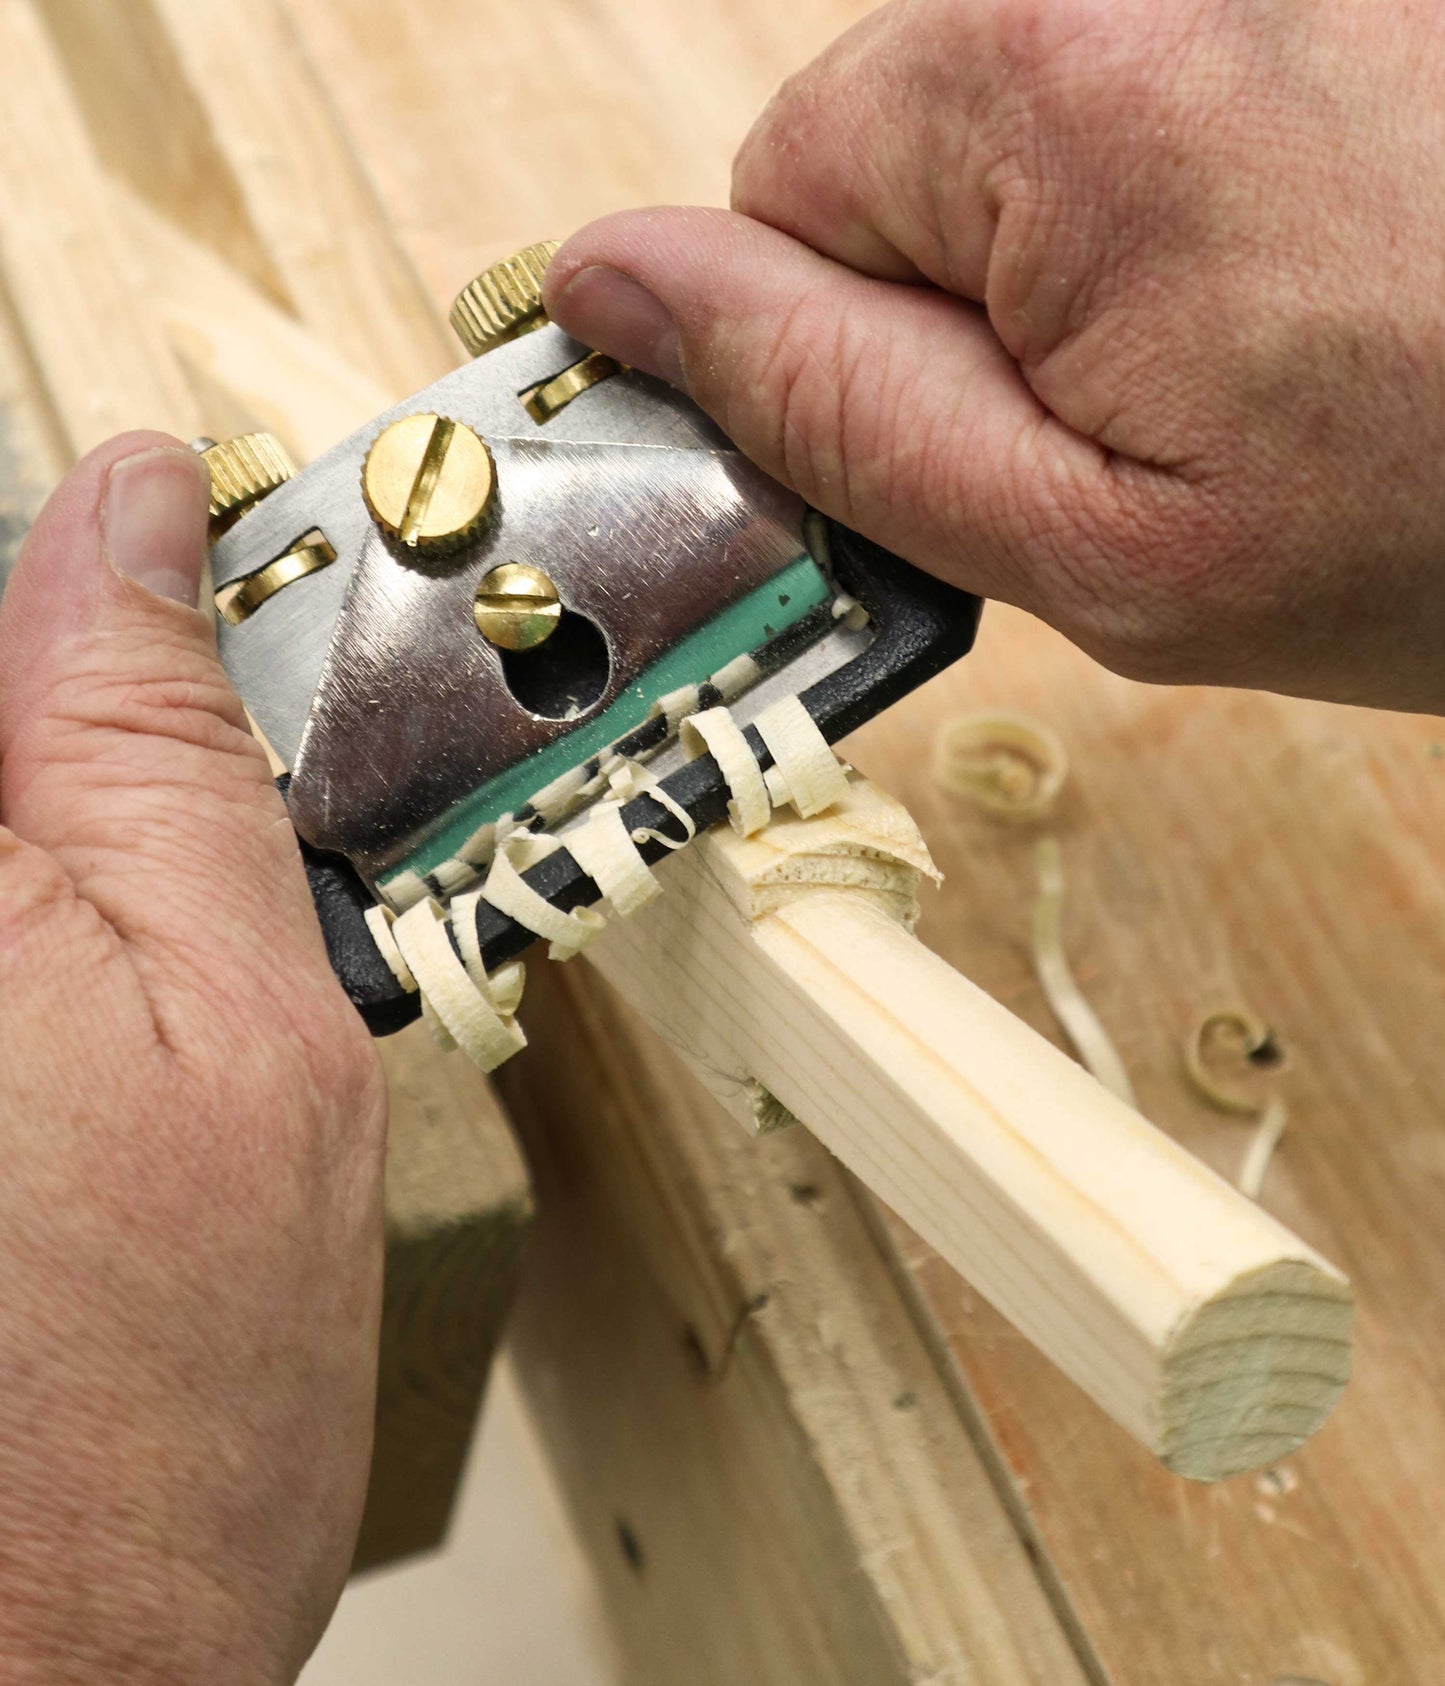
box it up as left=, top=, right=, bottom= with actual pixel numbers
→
left=206, top=243, right=982, bottom=1035
left=205, top=247, right=1353, bottom=1482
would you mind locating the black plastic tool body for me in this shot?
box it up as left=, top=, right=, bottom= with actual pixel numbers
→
left=292, top=522, right=982, bottom=1035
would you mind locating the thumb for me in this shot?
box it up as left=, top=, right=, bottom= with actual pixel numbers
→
left=0, top=432, right=326, bottom=1013
left=545, top=208, right=1169, bottom=644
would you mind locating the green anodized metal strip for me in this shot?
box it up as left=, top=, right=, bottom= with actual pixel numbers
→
left=381, top=553, right=831, bottom=888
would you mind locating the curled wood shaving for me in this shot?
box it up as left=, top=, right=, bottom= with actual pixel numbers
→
left=363, top=902, right=416, bottom=993
left=1032, top=838, right=1138, bottom=1108
left=565, top=800, right=663, bottom=917
left=1239, top=1098, right=1289, bottom=1201
left=480, top=831, right=605, bottom=961
left=390, top=897, right=527, bottom=1071
left=607, top=757, right=698, bottom=851
left=934, top=711, right=1069, bottom=820
left=755, top=694, right=851, bottom=819
left=1183, top=1006, right=1279, bottom=1115
left=683, top=706, right=772, bottom=834
left=1184, top=1006, right=1290, bottom=1199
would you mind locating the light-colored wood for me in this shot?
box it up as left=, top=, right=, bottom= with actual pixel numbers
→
left=284, top=4, right=1445, bottom=1677
left=0, top=0, right=200, bottom=452
left=497, top=958, right=1092, bottom=1686
left=17, top=0, right=1445, bottom=1673
left=120, top=184, right=392, bottom=464
left=0, top=283, right=66, bottom=591
left=38, top=0, right=291, bottom=312
left=356, top=1026, right=533, bottom=1573
left=587, top=778, right=1351, bottom=1480
left=142, top=0, right=455, bottom=400
left=286, top=0, right=878, bottom=307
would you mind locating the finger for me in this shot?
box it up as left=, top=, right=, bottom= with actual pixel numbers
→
left=545, top=207, right=1171, bottom=639
left=0, top=432, right=335, bottom=1020
left=729, top=0, right=1015, bottom=295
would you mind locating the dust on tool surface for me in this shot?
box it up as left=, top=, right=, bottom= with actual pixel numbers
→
left=204, top=242, right=982, bottom=1046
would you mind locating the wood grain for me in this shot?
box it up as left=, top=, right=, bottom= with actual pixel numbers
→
left=497, top=959, right=1091, bottom=1686
left=40, top=0, right=291, bottom=312
left=0, top=284, right=65, bottom=592
left=142, top=0, right=456, bottom=400
left=356, top=1027, right=533, bottom=1572
left=14, top=0, right=1442, bottom=1671
left=0, top=0, right=199, bottom=451
left=587, top=777, right=1351, bottom=1481
left=286, top=2, right=1445, bottom=1676
left=120, top=183, right=392, bottom=464
left=287, top=0, right=876, bottom=306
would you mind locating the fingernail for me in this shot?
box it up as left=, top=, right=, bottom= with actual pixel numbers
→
left=102, top=448, right=211, bottom=606
left=551, top=266, right=685, bottom=387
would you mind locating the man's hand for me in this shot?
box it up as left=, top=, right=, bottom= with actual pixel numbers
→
left=0, top=434, right=386, bottom=1684
left=546, top=0, right=1445, bottom=712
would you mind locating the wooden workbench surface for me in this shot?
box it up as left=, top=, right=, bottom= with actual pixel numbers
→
left=290, top=8, right=1445, bottom=1677
left=5, top=1, right=1443, bottom=1679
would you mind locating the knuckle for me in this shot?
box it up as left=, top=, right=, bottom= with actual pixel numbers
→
left=731, top=57, right=848, bottom=225
left=730, top=78, right=801, bottom=214
left=724, top=296, right=876, bottom=528
left=0, top=838, right=74, bottom=955
left=995, top=0, right=1193, bottom=100
left=731, top=3, right=899, bottom=224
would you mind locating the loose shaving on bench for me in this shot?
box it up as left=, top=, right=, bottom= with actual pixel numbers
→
left=934, top=711, right=1068, bottom=820
left=1032, top=837, right=1138, bottom=1108
left=1185, top=1006, right=1292, bottom=1200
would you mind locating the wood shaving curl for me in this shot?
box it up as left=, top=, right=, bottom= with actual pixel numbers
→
left=1031, top=837, right=1138, bottom=1108
left=1184, top=1006, right=1290, bottom=1199
left=1238, top=1099, right=1289, bottom=1202
left=934, top=711, right=1069, bottom=820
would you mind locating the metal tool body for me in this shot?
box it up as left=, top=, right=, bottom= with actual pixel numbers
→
left=208, top=247, right=982, bottom=1034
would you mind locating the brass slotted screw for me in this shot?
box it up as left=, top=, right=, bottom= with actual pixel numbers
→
left=362, top=413, right=495, bottom=551
left=474, top=562, right=562, bottom=651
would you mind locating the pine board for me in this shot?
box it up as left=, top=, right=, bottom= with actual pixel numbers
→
left=285, top=2, right=1445, bottom=1678
left=8, top=0, right=1442, bottom=1673
left=497, top=959, right=1090, bottom=1686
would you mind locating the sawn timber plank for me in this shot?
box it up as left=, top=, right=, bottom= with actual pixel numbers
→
left=283, top=0, right=1445, bottom=1676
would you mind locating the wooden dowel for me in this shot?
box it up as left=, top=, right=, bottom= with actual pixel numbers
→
left=586, top=778, right=1352, bottom=1480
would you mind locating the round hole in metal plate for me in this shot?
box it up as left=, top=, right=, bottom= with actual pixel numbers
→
left=499, top=609, right=610, bottom=719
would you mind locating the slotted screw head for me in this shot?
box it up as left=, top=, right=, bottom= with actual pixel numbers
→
left=474, top=562, right=562, bottom=651
left=361, top=414, right=495, bottom=551
left=450, top=241, right=560, bottom=357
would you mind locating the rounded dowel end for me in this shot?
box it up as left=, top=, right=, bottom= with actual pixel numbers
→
left=1158, top=1259, right=1354, bottom=1481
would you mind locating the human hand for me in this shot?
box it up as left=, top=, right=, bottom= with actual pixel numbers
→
left=0, top=435, right=386, bottom=1684
left=546, top=0, right=1445, bottom=712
